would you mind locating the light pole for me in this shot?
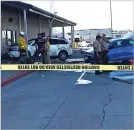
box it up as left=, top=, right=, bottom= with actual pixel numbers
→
left=110, top=1, right=113, bottom=38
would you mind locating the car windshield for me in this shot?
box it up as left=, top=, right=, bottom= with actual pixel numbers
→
left=28, top=40, right=35, bottom=45
left=123, top=32, right=134, bottom=39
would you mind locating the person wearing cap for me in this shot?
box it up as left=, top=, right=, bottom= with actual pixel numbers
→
left=100, top=34, right=109, bottom=65
left=18, top=32, right=27, bottom=57
left=93, top=35, right=102, bottom=75
left=35, top=32, right=46, bottom=64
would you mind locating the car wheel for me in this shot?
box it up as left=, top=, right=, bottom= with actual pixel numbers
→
left=58, top=51, right=68, bottom=61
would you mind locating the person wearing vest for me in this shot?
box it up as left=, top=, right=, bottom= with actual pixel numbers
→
left=44, top=36, right=51, bottom=64
left=93, top=35, right=102, bottom=75
left=18, top=32, right=27, bottom=57
left=100, top=34, right=109, bottom=65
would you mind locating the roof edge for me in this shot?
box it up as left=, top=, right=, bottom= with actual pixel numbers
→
left=1, top=1, right=77, bottom=26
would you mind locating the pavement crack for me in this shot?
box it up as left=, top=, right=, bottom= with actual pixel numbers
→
left=44, top=96, right=68, bottom=129
left=97, top=84, right=112, bottom=129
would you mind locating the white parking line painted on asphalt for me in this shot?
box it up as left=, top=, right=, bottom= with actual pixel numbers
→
left=75, top=70, right=93, bottom=85
left=76, top=79, right=93, bottom=84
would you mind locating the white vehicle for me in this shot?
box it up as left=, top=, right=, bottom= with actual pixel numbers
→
left=8, top=37, right=73, bottom=61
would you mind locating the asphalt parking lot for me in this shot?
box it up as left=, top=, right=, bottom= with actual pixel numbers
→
left=1, top=70, right=133, bottom=129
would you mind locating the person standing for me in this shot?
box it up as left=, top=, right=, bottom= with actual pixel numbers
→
left=35, top=32, right=46, bottom=64
left=93, top=35, right=102, bottom=75
left=44, top=36, right=51, bottom=64
left=18, top=32, right=27, bottom=57
left=100, top=34, right=109, bottom=64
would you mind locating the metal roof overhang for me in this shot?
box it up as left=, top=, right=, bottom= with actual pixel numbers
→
left=29, top=9, right=76, bottom=26
left=1, top=1, right=77, bottom=27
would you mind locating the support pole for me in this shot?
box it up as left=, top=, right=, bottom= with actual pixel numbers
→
left=71, top=26, right=74, bottom=48
left=110, top=1, right=113, bottom=38
left=19, top=10, right=21, bottom=33
left=62, top=25, right=65, bottom=38
left=23, top=9, right=28, bottom=57
left=49, top=19, right=52, bottom=36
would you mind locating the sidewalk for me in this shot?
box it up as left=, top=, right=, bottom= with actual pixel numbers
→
left=1, top=71, right=24, bottom=81
left=1, top=70, right=34, bottom=87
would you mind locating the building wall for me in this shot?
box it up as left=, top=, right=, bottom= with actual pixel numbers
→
left=1, top=6, right=20, bottom=54
left=1, top=6, right=20, bottom=35
left=40, top=17, right=49, bottom=35
left=18, top=11, right=49, bottom=39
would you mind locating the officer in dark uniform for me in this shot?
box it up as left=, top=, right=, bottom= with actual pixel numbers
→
left=35, top=32, right=46, bottom=64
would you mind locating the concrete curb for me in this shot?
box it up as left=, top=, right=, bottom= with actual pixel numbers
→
left=1, top=71, right=35, bottom=87
left=112, top=77, right=134, bottom=85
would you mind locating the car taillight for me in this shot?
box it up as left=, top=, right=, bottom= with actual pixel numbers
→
left=129, top=59, right=134, bottom=65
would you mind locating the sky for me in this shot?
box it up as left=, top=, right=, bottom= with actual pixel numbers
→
left=25, top=0, right=133, bottom=32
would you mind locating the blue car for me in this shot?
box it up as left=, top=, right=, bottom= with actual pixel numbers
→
left=84, top=38, right=134, bottom=65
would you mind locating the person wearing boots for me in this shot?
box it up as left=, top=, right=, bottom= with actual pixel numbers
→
left=18, top=32, right=27, bottom=57
left=100, top=34, right=109, bottom=65
left=93, top=35, right=102, bottom=75
left=35, top=32, right=46, bottom=64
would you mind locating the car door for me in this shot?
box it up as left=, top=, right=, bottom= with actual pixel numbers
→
left=119, top=39, right=134, bottom=60
left=108, top=40, right=124, bottom=61
left=28, top=40, right=36, bottom=56
left=49, top=38, right=58, bottom=56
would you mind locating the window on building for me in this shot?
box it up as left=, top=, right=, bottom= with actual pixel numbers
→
left=1, top=30, right=17, bottom=46
left=116, top=35, right=121, bottom=38
left=7, top=31, right=12, bottom=45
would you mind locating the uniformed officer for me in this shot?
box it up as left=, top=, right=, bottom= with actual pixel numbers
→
left=100, top=34, right=109, bottom=64
left=35, top=32, right=46, bottom=64
left=44, top=36, right=51, bottom=64
left=93, top=35, right=102, bottom=75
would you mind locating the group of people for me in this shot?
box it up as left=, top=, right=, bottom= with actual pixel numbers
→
left=93, top=34, right=109, bottom=75
left=18, top=31, right=108, bottom=68
left=18, top=31, right=51, bottom=64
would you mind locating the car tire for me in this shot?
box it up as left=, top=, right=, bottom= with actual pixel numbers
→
left=58, top=50, right=68, bottom=61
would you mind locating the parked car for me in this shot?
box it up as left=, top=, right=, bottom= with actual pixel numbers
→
left=84, top=38, right=134, bottom=65
left=8, top=37, right=73, bottom=61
